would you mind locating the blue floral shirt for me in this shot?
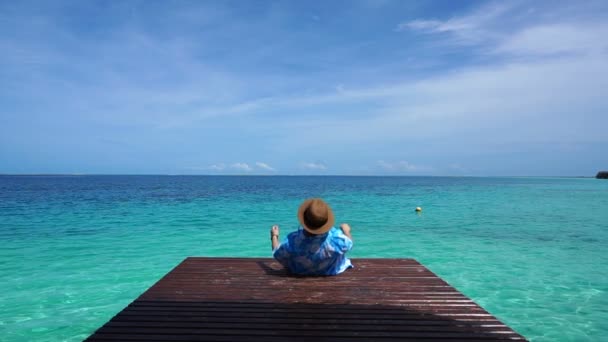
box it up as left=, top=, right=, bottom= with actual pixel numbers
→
left=273, top=227, right=353, bottom=276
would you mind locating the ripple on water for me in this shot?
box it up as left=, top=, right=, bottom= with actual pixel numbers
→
left=1, top=176, right=608, bottom=341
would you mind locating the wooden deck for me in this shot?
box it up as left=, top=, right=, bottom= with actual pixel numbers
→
left=86, top=257, right=526, bottom=341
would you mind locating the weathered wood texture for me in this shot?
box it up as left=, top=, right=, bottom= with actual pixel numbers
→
left=87, top=257, right=526, bottom=341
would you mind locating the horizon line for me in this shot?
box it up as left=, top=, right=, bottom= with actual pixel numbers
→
left=0, top=173, right=597, bottom=178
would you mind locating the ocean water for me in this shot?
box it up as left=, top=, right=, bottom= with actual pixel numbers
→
left=0, top=175, right=607, bottom=341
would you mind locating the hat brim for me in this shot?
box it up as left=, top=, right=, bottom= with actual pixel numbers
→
left=297, top=199, right=335, bottom=235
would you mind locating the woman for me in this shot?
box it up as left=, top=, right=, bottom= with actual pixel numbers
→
left=270, top=198, right=353, bottom=276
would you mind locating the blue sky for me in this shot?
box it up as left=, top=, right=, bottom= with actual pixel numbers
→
left=1, top=0, right=607, bottom=176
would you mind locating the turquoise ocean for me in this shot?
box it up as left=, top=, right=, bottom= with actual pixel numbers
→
left=1, top=175, right=607, bottom=341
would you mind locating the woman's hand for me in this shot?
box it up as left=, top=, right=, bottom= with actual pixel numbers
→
left=270, top=225, right=280, bottom=238
left=270, top=225, right=280, bottom=251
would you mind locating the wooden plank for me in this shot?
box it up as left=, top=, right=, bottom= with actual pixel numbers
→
left=88, top=334, right=519, bottom=342
left=86, top=258, right=526, bottom=341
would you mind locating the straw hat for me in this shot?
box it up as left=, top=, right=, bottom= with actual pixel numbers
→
left=297, top=198, right=335, bottom=235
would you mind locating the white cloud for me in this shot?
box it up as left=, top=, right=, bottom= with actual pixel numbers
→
left=203, top=162, right=267, bottom=173
left=399, top=2, right=608, bottom=60
left=378, top=160, right=433, bottom=173
left=300, top=162, right=327, bottom=170
left=255, top=162, right=275, bottom=171
left=397, top=2, right=512, bottom=44
left=208, top=163, right=226, bottom=171
left=246, top=52, right=608, bottom=152
left=2, top=1, right=607, bottom=176
left=495, top=24, right=608, bottom=57
left=230, top=163, right=253, bottom=172
left=398, top=19, right=442, bottom=32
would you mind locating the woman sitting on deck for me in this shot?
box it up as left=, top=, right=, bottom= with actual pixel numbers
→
left=270, top=198, right=353, bottom=276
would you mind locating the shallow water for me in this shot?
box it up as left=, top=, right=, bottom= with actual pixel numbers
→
left=1, top=175, right=607, bottom=341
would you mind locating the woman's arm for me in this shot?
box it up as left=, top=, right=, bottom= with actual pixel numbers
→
left=340, top=223, right=353, bottom=241
left=270, top=225, right=280, bottom=250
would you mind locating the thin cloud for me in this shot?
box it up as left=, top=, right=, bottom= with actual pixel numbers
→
left=230, top=163, right=253, bottom=172
left=208, top=163, right=226, bottom=171
left=377, top=160, right=433, bottom=173
left=495, top=24, right=608, bottom=57
left=397, top=1, right=608, bottom=60
left=255, top=162, right=275, bottom=171
left=397, top=19, right=443, bottom=32
left=300, top=162, right=327, bottom=170
left=397, top=2, right=512, bottom=44
left=203, top=162, right=262, bottom=173
left=1, top=2, right=606, bottom=175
